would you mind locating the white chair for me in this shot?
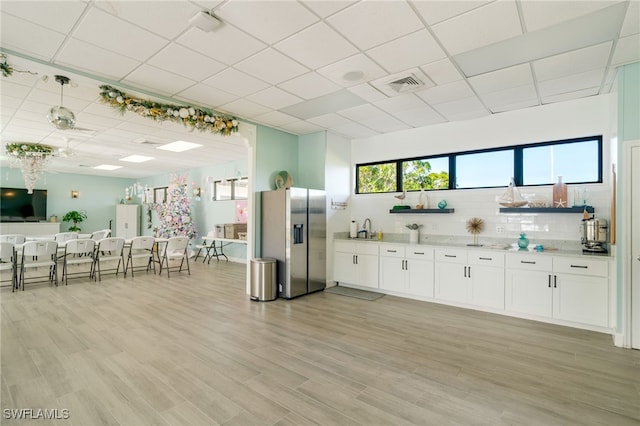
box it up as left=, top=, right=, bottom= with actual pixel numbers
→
left=158, top=237, right=190, bottom=277
left=61, top=239, right=96, bottom=285
left=124, top=236, right=155, bottom=277
left=54, top=232, right=79, bottom=261
left=90, top=229, right=111, bottom=240
left=19, top=240, right=58, bottom=290
left=94, top=237, right=125, bottom=281
left=193, top=231, right=216, bottom=263
left=0, top=242, right=17, bottom=291
left=0, top=234, right=26, bottom=244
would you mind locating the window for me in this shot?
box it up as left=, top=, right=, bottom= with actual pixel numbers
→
left=356, top=162, right=397, bottom=194
left=355, top=135, right=602, bottom=194
left=214, top=180, right=232, bottom=200
left=402, top=157, right=449, bottom=190
left=214, top=178, right=248, bottom=201
left=455, top=150, right=513, bottom=189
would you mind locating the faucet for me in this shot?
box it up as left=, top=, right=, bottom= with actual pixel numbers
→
left=363, top=218, right=372, bottom=239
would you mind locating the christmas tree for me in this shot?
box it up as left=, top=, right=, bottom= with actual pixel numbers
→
left=152, top=174, right=197, bottom=239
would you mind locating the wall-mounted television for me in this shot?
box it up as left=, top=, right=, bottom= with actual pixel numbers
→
left=0, top=188, right=47, bottom=222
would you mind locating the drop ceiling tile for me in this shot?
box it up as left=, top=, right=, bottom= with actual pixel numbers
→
left=410, top=0, right=493, bottom=26
left=278, top=72, right=342, bottom=100
left=56, top=38, right=142, bottom=80
left=360, top=114, right=410, bottom=133
left=347, top=83, right=388, bottom=103
left=203, top=68, right=269, bottom=98
left=537, top=68, right=605, bottom=97
left=620, top=0, right=640, bottom=37
left=366, top=29, right=446, bottom=74
left=253, top=111, right=299, bottom=127
left=338, top=104, right=386, bottom=122
left=317, top=54, right=387, bottom=87
left=478, top=83, right=538, bottom=109
left=1, top=0, right=86, bottom=34
left=541, top=87, right=600, bottom=104
left=0, top=13, right=67, bottom=60
left=431, top=0, right=522, bottom=55
left=329, top=121, right=379, bottom=138
left=431, top=96, right=488, bottom=121
left=374, top=93, right=427, bottom=114
left=392, top=106, right=447, bottom=127
left=278, top=120, right=324, bottom=135
left=327, top=1, right=423, bottom=50
left=417, top=80, right=475, bottom=105
left=307, top=113, right=352, bottom=128
left=533, top=42, right=612, bottom=81
left=72, top=7, right=168, bottom=61
left=0, top=81, right=32, bottom=99
left=176, top=27, right=266, bottom=66
left=218, top=98, right=270, bottom=118
left=96, top=1, right=200, bottom=39
left=275, top=22, right=357, bottom=70
left=235, top=49, right=308, bottom=85
left=147, top=44, right=226, bottom=81
left=246, top=87, right=303, bottom=110
left=123, top=64, right=196, bottom=96
left=490, top=98, right=540, bottom=114
left=611, top=34, right=640, bottom=66
left=176, top=83, right=238, bottom=108
left=468, top=63, right=534, bottom=93
left=520, top=0, right=623, bottom=32
left=420, top=59, right=464, bottom=85
left=216, top=0, right=318, bottom=44
left=301, top=0, right=357, bottom=18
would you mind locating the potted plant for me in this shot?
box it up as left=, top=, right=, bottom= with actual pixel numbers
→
left=62, top=210, right=87, bottom=232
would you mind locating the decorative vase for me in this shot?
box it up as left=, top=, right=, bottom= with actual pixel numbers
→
left=409, top=229, right=419, bottom=244
left=437, top=200, right=447, bottom=209
left=553, top=176, right=568, bottom=208
left=517, top=232, right=529, bottom=249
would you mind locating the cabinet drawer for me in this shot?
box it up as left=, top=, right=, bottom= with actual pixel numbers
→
left=468, top=251, right=504, bottom=267
left=506, top=253, right=552, bottom=271
left=406, top=246, right=434, bottom=261
left=380, top=244, right=405, bottom=258
left=435, top=248, right=467, bottom=264
left=553, top=257, right=608, bottom=277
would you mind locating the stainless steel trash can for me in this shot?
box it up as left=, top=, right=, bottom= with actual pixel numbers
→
left=250, top=258, right=277, bottom=301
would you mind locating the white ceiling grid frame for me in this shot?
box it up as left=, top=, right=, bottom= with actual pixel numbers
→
left=520, top=0, right=625, bottom=32
left=123, top=64, right=196, bottom=97
left=277, top=72, right=342, bottom=100
left=532, top=42, right=614, bottom=82
left=366, top=29, right=447, bottom=74
left=203, top=68, right=270, bottom=98
left=0, top=13, right=68, bottom=60
left=410, top=0, right=494, bottom=26
left=55, top=38, right=141, bottom=80
left=175, top=26, right=266, bottom=67
left=147, top=43, right=227, bottom=82
left=234, top=48, right=309, bottom=85
left=246, top=86, right=304, bottom=110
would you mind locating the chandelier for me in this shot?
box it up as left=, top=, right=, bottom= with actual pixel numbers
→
left=5, top=143, right=54, bottom=194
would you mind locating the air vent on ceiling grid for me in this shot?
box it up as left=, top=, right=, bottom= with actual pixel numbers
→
left=387, top=74, right=424, bottom=93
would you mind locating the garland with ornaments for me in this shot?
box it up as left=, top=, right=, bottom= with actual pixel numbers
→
left=5, top=142, right=55, bottom=157
left=99, top=85, right=239, bottom=136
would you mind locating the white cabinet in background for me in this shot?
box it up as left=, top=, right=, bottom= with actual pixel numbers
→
left=434, top=248, right=505, bottom=309
left=116, top=204, right=140, bottom=239
left=505, top=253, right=609, bottom=328
left=333, top=240, right=379, bottom=289
left=379, top=245, right=434, bottom=297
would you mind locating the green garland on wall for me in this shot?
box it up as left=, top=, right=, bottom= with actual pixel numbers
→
left=99, top=85, right=239, bottom=136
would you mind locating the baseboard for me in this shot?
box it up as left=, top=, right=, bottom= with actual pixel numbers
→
left=612, top=329, right=625, bottom=347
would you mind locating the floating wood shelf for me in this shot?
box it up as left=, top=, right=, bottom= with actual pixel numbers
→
left=389, top=208, right=455, bottom=214
left=499, top=206, right=594, bottom=214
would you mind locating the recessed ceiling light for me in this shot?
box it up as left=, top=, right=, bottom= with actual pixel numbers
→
left=343, top=70, right=365, bottom=82
left=93, top=164, right=122, bottom=171
left=156, top=141, right=203, bottom=152
left=120, top=155, right=154, bottom=163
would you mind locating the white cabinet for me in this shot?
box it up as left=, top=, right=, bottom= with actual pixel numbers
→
left=435, top=248, right=505, bottom=308
left=506, top=253, right=609, bottom=328
left=116, top=204, right=140, bottom=239
left=379, top=245, right=434, bottom=297
left=333, top=240, right=379, bottom=289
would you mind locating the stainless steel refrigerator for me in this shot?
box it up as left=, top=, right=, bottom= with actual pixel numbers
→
left=261, top=188, right=326, bottom=299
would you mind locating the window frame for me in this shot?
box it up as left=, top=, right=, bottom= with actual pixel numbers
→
left=355, top=135, right=602, bottom=194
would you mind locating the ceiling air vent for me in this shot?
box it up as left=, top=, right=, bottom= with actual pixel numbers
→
left=387, top=74, right=424, bottom=93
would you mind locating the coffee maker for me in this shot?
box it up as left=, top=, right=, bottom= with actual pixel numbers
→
left=581, top=216, right=608, bottom=253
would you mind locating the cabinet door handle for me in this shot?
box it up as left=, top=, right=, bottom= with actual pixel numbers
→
left=464, top=266, right=467, bottom=278
left=387, top=249, right=397, bottom=253
left=553, top=275, right=557, bottom=288
left=445, top=254, right=457, bottom=258
left=354, top=255, right=358, bottom=265
left=413, top=252, right=424, bottom=255
left=468, top=266, right=471, bottom=278
left=521, top=260, right=536, bottom=264
left=404, top=260, right=408, bottom=270
left=479, top=257, right=492, bottom=261
left=570, top=265, right=588, bottom=269
left=548, top=275, right=551, bottom=288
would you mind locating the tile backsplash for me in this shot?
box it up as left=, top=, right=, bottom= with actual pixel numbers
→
left=349, top=183, right=610, bottom=245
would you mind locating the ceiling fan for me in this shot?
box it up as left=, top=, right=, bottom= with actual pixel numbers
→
left=47, top=75, right=95, bottom=132
left=57, top=137, right=75, bottom=157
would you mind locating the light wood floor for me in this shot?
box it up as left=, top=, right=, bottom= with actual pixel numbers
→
left=2, top=259, right=639, bottom=426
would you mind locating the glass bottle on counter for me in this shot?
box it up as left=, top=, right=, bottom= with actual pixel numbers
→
left=517, top=232, right=529, bottom=249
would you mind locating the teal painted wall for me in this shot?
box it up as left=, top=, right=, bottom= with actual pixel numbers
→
left=2, top=168, right=134, bottom=233
left=298, top=131, right=326, bottom=190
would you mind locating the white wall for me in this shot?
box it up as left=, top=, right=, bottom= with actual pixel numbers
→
left=347, top=95, right=614, bottom=246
